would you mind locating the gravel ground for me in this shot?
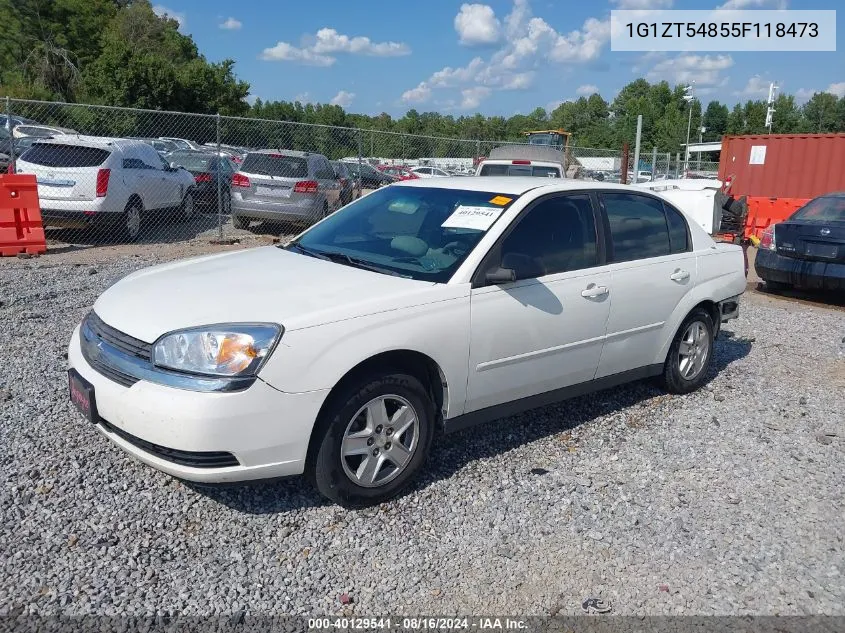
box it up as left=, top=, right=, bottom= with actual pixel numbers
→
left=1, top=239, right=843, bottom=618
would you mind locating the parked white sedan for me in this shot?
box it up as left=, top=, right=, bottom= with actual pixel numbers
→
left=67, top=178, right=746, bottom=506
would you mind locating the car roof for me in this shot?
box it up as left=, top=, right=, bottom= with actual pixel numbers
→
left=393, top=176, right=642, bottom=195
left=27, top=135, right=153, bottom=151
left=248, top=149, right=314, bottom=158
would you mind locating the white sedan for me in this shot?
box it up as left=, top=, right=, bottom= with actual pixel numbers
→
left=67, top=178, right=746, bottom=506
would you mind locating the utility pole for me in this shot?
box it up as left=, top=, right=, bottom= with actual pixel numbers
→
left=683, top=82, right=695, bottom=174
left=632, top=114, right=642, bottom=183
left=765, top=82, right=778, bottom=134
left=697, top=126, right=705, bottom=170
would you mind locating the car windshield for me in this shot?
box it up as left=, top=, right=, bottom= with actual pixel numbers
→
left=790, top=196, right=845, bottom=222
left=479, top=163, right=561, bottom=178
left=172, top=153, right=218, bottom=171
left=288, top=186, right=520, bottom=282
left=241, top=153, right=308, bottom=178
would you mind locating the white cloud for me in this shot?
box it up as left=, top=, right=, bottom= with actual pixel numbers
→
left=401, top=0, right=609, bottom=106
left=717, top=0, right=787, bottom=8
left=736, top=75, right=772, bottom=98
left=245, top=94, right=259, bottom=105
left=647, top=54, right=734, bottom=86
left=330, top=90, right=356, bottom=108
left=461, top=86, right=492, bottom=110
left=455, top=4, right=501, bottom=46
left=576, top=84, right=599, bottom=96
left=152, top=5, right=186, bottom=29
left=220, top=17, right=242, bottom=30
left=294, top=92, right=314, bottom=104
left=261, top=28, right=410, bottom=66
left=260, top=42, right=334, bottom=66
left=401, top=84, right=432, bottom=104
left=827, top=82, right=845, bottom=97
left=610, top=0, right=673, bottom=7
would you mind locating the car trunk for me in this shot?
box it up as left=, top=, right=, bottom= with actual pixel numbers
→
left=776, top=221, right=845, bottom=263
left=16, top=143, right=111, bottom=202
left=237, top=153, right=312, bottom=204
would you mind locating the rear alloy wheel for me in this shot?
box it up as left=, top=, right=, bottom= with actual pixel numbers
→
left=309, top=372, right=435, bottom=507
left=221, top=191, right=232, bottom=215
left=122, top=200, right=143, bottom=242
left=660, top=308, right=715, bottom=394
left=232, top=215, right=250, bottom=230
left=180, top=191, right=195, bottom=222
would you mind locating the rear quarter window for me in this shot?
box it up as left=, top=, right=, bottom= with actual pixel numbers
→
left=19, top=143, right=110, bottom=168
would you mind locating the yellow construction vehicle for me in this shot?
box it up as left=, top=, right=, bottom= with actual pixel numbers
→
left=523, top=129, right=572, bottom=151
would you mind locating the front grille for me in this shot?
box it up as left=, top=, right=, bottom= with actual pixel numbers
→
left=86, top=312, right=152, bottom=361
left=81, top=312, right=153, bottom=387
left=100, top=419, right=240, bottom=468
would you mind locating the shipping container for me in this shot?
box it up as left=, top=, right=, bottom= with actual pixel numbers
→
left=719, top=134, right=845, bottom=198
left=716, top=134, right=845, bottom=240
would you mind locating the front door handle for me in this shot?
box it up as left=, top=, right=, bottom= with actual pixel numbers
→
left=581, top=284, right=609, bottom=298
left=670, top=269, right=690, bottom=282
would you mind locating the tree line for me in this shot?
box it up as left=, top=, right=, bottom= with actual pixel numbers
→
left=2, top=0, right=843, bottom=157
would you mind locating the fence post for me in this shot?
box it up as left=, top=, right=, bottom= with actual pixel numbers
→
left=651, top=147, right=658, bottom=182
left=620, top=143, right=629, bottom=185
left=665, top=152, right=670, bottom=179
left=632, top=114, right=643, bottom=183
left=6, top=97, right=14, bottom=173
left=675, top=152, right=681, bottom=178
left=216, top=112, right=223, bottom=240
left=357, top=128, right=363, bottom=197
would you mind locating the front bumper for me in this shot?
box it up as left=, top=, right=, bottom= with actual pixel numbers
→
left=41, top=208, right=122, bottom=229
left=68, top=327, right=330, bottom=483
left=755, top=249, right=845, bottom=291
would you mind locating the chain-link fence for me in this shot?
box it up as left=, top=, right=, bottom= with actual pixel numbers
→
left=2, top=98, right=636, bottom=250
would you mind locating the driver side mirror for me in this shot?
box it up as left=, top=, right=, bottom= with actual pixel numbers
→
left=485, top=267, right=517, bottom=284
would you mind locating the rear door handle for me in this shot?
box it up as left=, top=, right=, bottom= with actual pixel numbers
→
left=670, top=269, right=690, bottom=282
left=581, top=284, right=609, bottom=298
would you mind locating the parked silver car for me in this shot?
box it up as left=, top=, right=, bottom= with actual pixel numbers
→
left=231, top=150, right=341, bottom=229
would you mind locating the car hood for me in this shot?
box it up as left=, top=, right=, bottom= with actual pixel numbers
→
left=93, top=247, right=436, bottom=342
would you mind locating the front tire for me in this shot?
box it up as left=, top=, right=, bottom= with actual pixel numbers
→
left=308, top=372, right=435, bottom=507
left=659, top=308, right=715, bottom=394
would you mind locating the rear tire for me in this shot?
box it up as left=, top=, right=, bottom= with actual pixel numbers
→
left=308, top=371, right=435, bottom=508
left=121, top=199, right=143, bottom=243
left=232, top=215, right=250, bottom=230
left=659, top=308, right=715, bottom=395
left=180, top=191, right=195, bottom=223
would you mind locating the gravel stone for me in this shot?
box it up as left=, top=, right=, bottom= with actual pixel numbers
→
left=1, top=240, right=844, bottom=616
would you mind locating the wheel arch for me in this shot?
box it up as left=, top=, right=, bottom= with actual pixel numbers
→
left=305, top=349, right=448, bottom=464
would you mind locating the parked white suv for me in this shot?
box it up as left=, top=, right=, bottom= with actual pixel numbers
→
left=67, top=177, right=745, bottom=506
left=16, top=136, right=196, bottom=241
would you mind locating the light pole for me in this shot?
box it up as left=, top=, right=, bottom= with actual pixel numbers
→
left=697, top=126, right=705, bottom=170
left=683, top=82, right=695, bottom=174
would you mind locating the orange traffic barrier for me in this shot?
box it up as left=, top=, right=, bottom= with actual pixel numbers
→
left=0, top=174, right=47, bottom=257
left=743, top=196, right=809, bottom=240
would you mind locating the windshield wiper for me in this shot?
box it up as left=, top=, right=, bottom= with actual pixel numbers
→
left=319, top=250, right=410, bottom=277
left=285, top=242, right=331, bottom=260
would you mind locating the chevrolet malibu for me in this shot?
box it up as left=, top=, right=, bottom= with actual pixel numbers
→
left=68, top=178, right=746, bottom=506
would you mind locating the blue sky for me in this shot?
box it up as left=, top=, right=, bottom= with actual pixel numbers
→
left=152, top=0, right=845, bottom=116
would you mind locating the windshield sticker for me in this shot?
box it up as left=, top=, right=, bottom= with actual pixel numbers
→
left=488, top=195, right=513, bottom=205
left=441, top=205, right=504, bottom=231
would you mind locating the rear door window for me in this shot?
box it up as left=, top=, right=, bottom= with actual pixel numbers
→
left=241, top=153, right=308, bottom=178
left=479, top=163, right=560, bottom=177
left=19, top=143, right=110, bottom=168
left=601, top=193, right=672, bottom=262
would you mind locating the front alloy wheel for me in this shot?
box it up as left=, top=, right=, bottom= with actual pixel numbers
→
left=309, top=371, right=435, bottom=507
left=341, top=395, right=420, bottom=488
left=181, top=191, right=195, bottom=222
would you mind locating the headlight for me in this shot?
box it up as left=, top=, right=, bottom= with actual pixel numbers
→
left=152, top=324, right=281, bottom=377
